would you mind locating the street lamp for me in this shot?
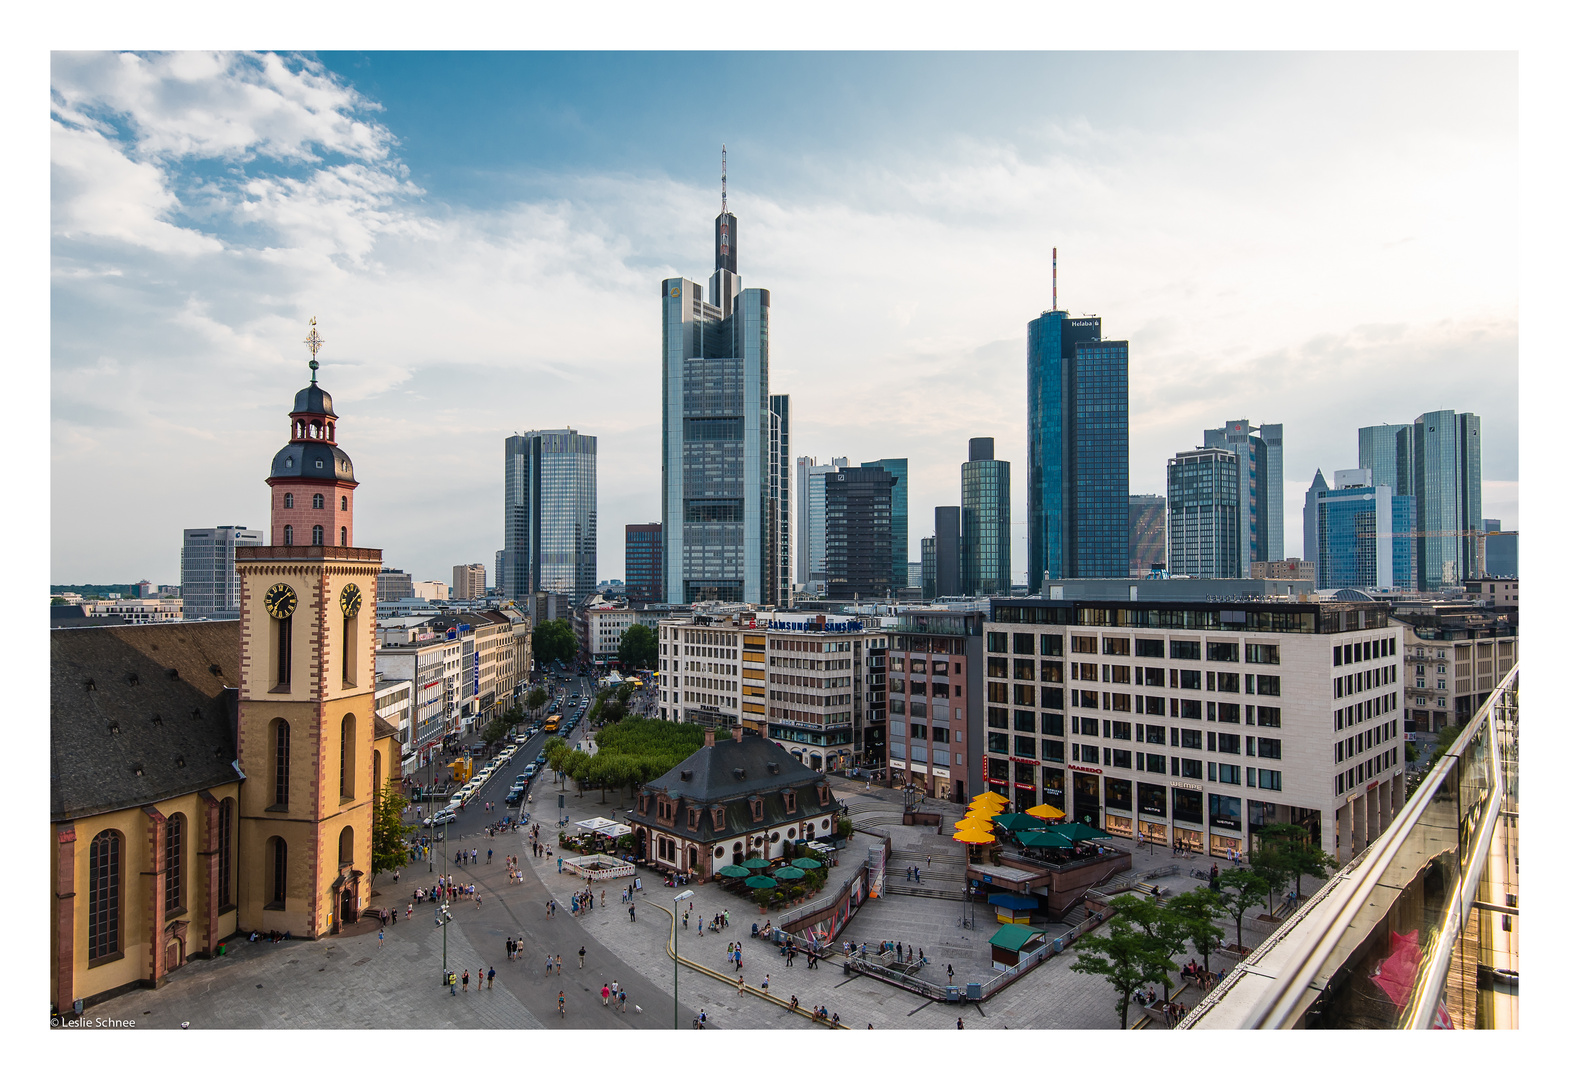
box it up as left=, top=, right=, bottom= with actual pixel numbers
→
left=671, top=888, right=694, bottom=1029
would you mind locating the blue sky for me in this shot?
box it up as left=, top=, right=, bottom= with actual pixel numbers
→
left=50, top=50, right=1519, bottom=586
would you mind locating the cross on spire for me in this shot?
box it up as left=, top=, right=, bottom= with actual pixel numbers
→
left=303, top=317, right=323, bottom=383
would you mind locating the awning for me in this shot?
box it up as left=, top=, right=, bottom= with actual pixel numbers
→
left=988, top=892, right=1039, bottom=911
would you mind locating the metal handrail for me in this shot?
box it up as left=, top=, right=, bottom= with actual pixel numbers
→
left=1236, top=662, right=1518, bottom=1029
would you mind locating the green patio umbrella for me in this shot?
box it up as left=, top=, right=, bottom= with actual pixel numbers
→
left=772, top=865, right=806, bottom=881
left=790, top=857, right=823, bottom=870
left=1044, top=822, right=1113, bottom=843
left=745, top=875, right=779, bottom=889
left=717, top=864, right=751, bottom=878
left=1016, top=831, right=1074, bottom=849
left=991, top=813, right=1045, bottom=833
left=742, top=858, right=772, bottom=871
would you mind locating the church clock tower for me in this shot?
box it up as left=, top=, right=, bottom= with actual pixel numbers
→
left=235, top=320, right=382, bottom=938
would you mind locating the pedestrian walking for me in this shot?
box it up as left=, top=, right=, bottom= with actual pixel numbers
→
left=618, top=989, right=627, bottom=1012
left=761, top=973, right=770, bottom=990
left=555, top=954, right=562, bottom=974
left=487, top=848, right=493, bottom=863
left=462, top=969, right=470, bottom=992
left=579, top=946, right=586, bottom=968
left=378, top=928, right=385, bottom=947
left=737, top=975, right=745, bottom=995
left=629, top=903, right=636, bottom=922
left=557, top=991, right=566, bottom=1018
left=926, top=855, right=932, bottom=869
left=956, top=1017, right=965, bottom=1029
left=602, top=983, right=611, bottom=1006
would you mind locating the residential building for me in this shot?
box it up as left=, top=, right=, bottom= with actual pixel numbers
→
left=884, top=610, right=985, bottom=803
left=984, top=597, right=1407, bottom=862
left=767, top=394, right=792, bottom=607
left=824, top=465, right=898, bottom=600
left=452, top=563, right=486, bottom=600
left=1129, top=494, right=1167, bottom=577
left=1302, top=469, right=1330, bottom=567
left=795, top=457, right=847, bottom=593
left=862, top=457, right=910, bottom=591
left=1410, top=410, right=1483, bottom=589
left=1026, top=306, right=1130, bottom=587
left=503, top=428, right=598, bottom=604
left=1398, top=621, right=1516, bottom=734
left=376, top=631, right=464, bottom=762
left=661, top=161, right=785, bottom=606
left=179, top=525, right=263, bottom=617
left=961, top=438, right=1011, bottom=596
left=377, top=568, right=414, bottom=601
left=1358, top=423, right=1413, bottom=495
left=1203, top=419, right=1285, bottom=568
left=1166, top=447, right=1241, bottom=579
left=625, top=523, right=664, bottom=605
left=1484, top=530, right=1518, bottom=578
left=1314, top=469, right=1416, bottom=591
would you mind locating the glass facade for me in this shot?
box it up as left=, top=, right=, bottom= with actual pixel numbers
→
left=824, top=466, right=896, bottom=599
left=861, top=457, right=908, bottom=590
left=1166, top=448, right=1240, bottom=578
left=625, top=523, right=663, bottom=604
left=795, top=456, right=846, bottom=591
left=1358, top=423, right=1413, bottom=496
left=503, top=428, right=597, bottom=604
left=1204, top=419, right=1285, bottom=566
left=1411, top=410, right=1483, bottom=589
left=961, top=439, right=1010, bottom=596
left=1026, top=311, right=1129, bottom=588
left=180, top=526, right=264, bottom=616
left=1128, top=494, right=1166, bottom=575
left=1302, top=469, right=1330, bottom=567
left=767, top=395, right=791, bottom=605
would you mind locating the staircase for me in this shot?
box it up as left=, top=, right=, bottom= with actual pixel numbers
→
left=883, top=848, right=967, bottom=899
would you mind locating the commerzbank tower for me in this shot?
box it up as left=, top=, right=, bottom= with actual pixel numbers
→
left=661, top=148, right=790, bottom=606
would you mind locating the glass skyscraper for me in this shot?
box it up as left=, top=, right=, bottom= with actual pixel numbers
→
left=823, top=466, right=897, bottom=599
left=1165, top=448, right=1240, bottom=578
left=1411, top=410, right=1483, bottom=589
left=768, top=394, right=791, bottom=606
left=1026, top=310, right=1129, bottom=588
left=861, top=457, right=908, bottom=592
left=795, top=456, right=846, bottom=594
left=1357, top=423, right=1413, bottom=496
left=503, top=428, right=597, bottom=604
left=180, top=525, right=263, bottom=616
left=1203, top=419, right=1285, bottom=567
left=625, top=523, right=663, bottom=604
left=961, top=438, right=1011, bottom=596
left=1127, top=494, right=1166, bottom=576
left=661, top=168, right=788, bottom=605
left=1314, top=469, right=1416, bottom=591
left=1302, top=468, right=1330, bottom=568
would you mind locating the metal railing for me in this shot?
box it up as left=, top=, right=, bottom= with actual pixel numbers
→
left=1183, top=663, right=1518, bottom=1030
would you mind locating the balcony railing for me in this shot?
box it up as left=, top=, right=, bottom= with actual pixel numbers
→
left=1184, top=662, right=1518, bottom=1030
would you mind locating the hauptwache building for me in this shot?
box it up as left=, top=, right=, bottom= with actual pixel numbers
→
left=50, top=343, right=399, bottom=1014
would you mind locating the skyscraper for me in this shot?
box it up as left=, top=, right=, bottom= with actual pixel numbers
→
left=1314, top=469, right=1416, bottom=591
left=795, top=456, right=847, bottom=594
left=503, top=428, right=598, bottom=604
left=452, top=563, right=486, bottom=600
left=861, top=457, right=909, bottom=593
left=1128, top=494, right=1167, bottom=576
left=180, top=525, right=264, bottom=616
left=1303, top=469, right=1330, bottom=567
left=767, top=394, right=791, bottom=607
left=1358, top=423, right=1413, bottom=495
left=661, top=151, right=784, bottom=605
left=1166, top=447, right=1240, bottom=579
left=1026, top=297, right=1130, bottom=588
left=824, top=466, right=897, bottom=599
left=961, top=438, right=1011, bottom=596
left=1203, top=419, right=1285, bottom=566
left=625, top=523, right=664, bottom=605
left=933, top=505, right=962, bottom=598
left=1411, top=410, right=1483, bottom=589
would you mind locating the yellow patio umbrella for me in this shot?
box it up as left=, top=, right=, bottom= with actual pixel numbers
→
left=952, top=828, right=995, bottom=844
left=1025, top=803, right=1067, bottom=820
left=970, top=792, right=1007, bottom=808
left=962, top=807, right=998, bottom=822
left=955, top=818, right=995, bottom=834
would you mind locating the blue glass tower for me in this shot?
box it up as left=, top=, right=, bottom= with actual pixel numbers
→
left=1027, top=310, right=1129, bottom=589
left=861, top=457, right=908, bottom=592
left=1410, top=410, right=1482, bottom=589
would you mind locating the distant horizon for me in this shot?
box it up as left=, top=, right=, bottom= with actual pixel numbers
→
left=51, top=51, right=1518, bottom=586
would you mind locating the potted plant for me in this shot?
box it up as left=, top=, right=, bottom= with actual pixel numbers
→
left=754, top=887, right=775, bottom=912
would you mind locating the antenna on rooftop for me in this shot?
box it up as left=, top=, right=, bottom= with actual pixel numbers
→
left=722, top=144, right=727, bottom=214
left=1052, top=248, right=1058, bottom=312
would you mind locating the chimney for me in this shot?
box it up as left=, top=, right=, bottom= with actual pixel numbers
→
left=733, top=723, right=746, bottom=743
left=704, top=728, right=716, bottom=748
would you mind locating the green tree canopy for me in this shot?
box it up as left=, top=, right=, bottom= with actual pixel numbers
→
left=533, top=619, right=578, bottom=666
left=1253, top=822, right=1337, bottom=900
left=370, top=788, right=416, bottom=885
left=1071, top=917, right=1175, bottom=1029
left=617, top=623, right=658, bottom=670
left=1167, top=889, right=1227, bottom=972
left=1214, top=869, right=1270, bottom=950
left=525, top=686, right=549, bottom=713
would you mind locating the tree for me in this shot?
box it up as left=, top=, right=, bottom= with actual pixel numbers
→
left=525, top=686, right=548, bottom=714
left=370, top=788, right=415, bottom=885
left=1070, top=919, right=1174, bottom=1029
left=616, top=681, right=635, bottom=704
left=1214, top=869, right=1270, bottom=951
left=618, top=623, right=658, bottom=670
left=600, top=699, right=627, bottom=726
left=482, top=715, right=510, bottom=746
left=1167, top=889, right=1226, bottom=973
left=1104, top=894, right=1190, bottom=1001
left=1250, top=846, right=1290, bottom=914
left=534, top=619, right=578, bottom=665
left=1253, top=823, right=1337, bottom=901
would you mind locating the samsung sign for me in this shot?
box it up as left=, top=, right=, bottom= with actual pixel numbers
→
left=772, top=620, right=865, bottom=634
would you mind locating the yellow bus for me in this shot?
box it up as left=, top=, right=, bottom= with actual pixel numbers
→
left=543, top=715, right=561, bottom=733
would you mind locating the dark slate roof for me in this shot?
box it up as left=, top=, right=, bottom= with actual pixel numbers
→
left=270, top=441, right=355, bottom=482
left=52, top=621, right=242, bottom=822
left=292, top=383, right=337, bottom=417
left=646, top=732, right=822, bottom=804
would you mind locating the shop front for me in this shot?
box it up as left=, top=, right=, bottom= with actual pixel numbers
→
left=1040, top=767, right=1067, bottom=815
left=1071, top=768, right=1101, bottom=827
left=1208, top=792, right=1244, bottom=857
left=1174, top=826, right=1203, bottom=854
left=1104, top=777, right=1133, bottom=837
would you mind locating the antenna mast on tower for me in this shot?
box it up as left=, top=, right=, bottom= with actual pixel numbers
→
left=1052, top=248, right=1058, bottom=312
left=722, top=144, right=727, bottom=214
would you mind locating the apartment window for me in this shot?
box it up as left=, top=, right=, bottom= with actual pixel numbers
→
left=1256, top=675, right=1281, bottom=697
left=1214, top=672, right=1239, bottom=694
left=1014, top=735, right=1037, bottom=757
left=1071, top=636, right=1098, bottom=654
left=1134, top=639, right=1165, bottom=658
left=1110, top=720, right=1132, bottom=741
left=1013, top=710, right=1036, bottom=733
left=1257, top=769, right=1283, bottom=791
left=164, top=813, right=185, bottom=913
left=1043, top=740, right=1065, bottom=762
left=88, top=831, right=121, bottom=961
left=1207, top=642, right=1239, bottom=663
left=1170, top=640, right=1201, bottom=660
left=1013, top=633, right=1035, bottom=655
left=1179, top=670, right=1201, bottom=690
left=987, top=656, right=1008, bottom=678
left=1040, top=634, right=1064, bottom=656
left=1041, top=713, right=1064, bottom=737
left=1144, top=725, right=1166, bottom=746
left=1216, top=763, right=1241, bottom=785
left=1179, top=728, right=1202, bottom=750
left=1216, top=703, right=1241, bottom=724
left=987, top=708, right=1008, bottom=730
left=1013, top=658, right=1035, bottom=681
left=1216, top=732, right=1241, bottom=755
left=1245, top=643, right=1280, bottom=665
left=1144, top=753, right=1167, bottom=774
left=1181, top=758, right=1203, bottom=779
left=1257, top=738, right=1282, bottom=760
left=1333, top=645, right=1343, bottom=666
left=987, top=633, right=1008, bottom=653
left=1080, top=744, right=1100, bottom=765
left=1103, top=637, right=1131, bottom=656
left=1112, top=748, right=1132, bottom=769
left=1040, top=660, right=1063, bottom=683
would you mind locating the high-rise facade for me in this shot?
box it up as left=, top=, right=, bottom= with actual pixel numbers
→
left=452, top=563, right=486, bottom=600
left=180, top=525, right=264, bottom=616
left=625, top=523, right=664, bottom=605
left=824, top=465, right=897, bottom=600
left=933, top=505, right=962, bottom=598
left=1314, top=469, right=1416, bottom=591
left=767, top=394, right=791, bottom=606
left=1166, top=447, right=1241, bottom=579
left=661, top=160, right=784, bottom=605
left=1128, top=494, right=1167, bottom=576
left=1203, top=419, right=1285, bottom=567
left=795, top=456, right=847, bottom=593
left=1026, top=309, right=1130, bottom=588
left=1358, top=423, right=1412, bottom=496
left=861, top=457, right=909, bottom=591
left=961, top=438, right=1011, bottom=596
left=1303, top=469, right=1330, bottom=567
left=377, top=567, right=414, bottom=601
left=1410, top=410, right=1483, bottom=589
left=503, top=428, right=598, bottom=604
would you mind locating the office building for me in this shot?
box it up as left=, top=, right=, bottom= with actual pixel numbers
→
left=1484, top=530, right=1518, bottom=578
left=494, top=549, right=508, bottom=598
left=625, top=523, right=664, bottom=605
left=984, top=596, right=1406, bottom=862
left=1128, top=494, right=1167, bottom=577
left=767, top=394, right=792, bottom=606
left=1358, top=423, right=1413, bottom=495
left=796, top=456, right=847, bottom=593
left=823, top=465, right=897, bottom=600
left=1203, top=419, right=1285, bottom=568
left=884, top=610, right=985, bottom=803
left=1166, top=447, right=1241, bottom=579
left=179, top=526, right=264, bottom=617
left=862, top=457, right=909, bottom=591
left=503, top=427, right=598, bottom=604
left=1313, top=469, right=1416, bottom=591
left=1483, top=518, right=1501, bottom=534
left=908, top=562, right=923, bottom=589
left=377, top=567, right=414, bottom=601
left=961, top=438, right=1011, bottom=596
left=1399, top=621, right=1516, bottom=734
left=928, top=505, right=963, bottom=598
left=452, top=563, right=486, bottom=600
left=1251, top=559, right=1315, bottom=581
left=410, top=580, right=448, bottom=602
left=661, top=157, right=786, bottom=606
left=1026, top=303, right=1130, bottom=588
left=1411, top=410, right=1483, bottom=589
left=1303, top=469, right=1330, bottom=567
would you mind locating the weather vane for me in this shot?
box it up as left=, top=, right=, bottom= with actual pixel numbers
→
left=303, top=317, right=323, bottom=383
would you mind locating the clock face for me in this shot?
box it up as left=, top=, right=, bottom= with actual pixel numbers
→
left=340, top=582, right=362, bottom=618
left=263, top=582, right=298, bottom=620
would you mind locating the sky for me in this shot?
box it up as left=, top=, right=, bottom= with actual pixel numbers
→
left=50, top=50, right=1519, bottom=587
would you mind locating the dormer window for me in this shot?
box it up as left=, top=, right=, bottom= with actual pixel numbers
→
left=750, top=797, right=764, bottom=823
left=687, top=808, right=698, bottom=830
left=784, top=790, right=797, bottom=814
left=713, top=807, right=726, bottom=831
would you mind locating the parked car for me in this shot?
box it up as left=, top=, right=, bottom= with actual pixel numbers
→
left=504, top=790, right=523, bottom=806
left=424, top=809, right=458, bottom=827
left=523, top=764, right=537, bottom=779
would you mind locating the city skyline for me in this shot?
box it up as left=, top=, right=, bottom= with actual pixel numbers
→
left=50, top=51, right=1519, bottom=585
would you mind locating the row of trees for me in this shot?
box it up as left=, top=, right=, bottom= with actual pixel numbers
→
left=1071, top=823, right=1336, bottom=1028
left=543, top=718, right=731, bottom=803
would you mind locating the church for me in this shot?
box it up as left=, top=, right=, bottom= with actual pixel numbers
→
left=50, top=329, right=400, bottom=1015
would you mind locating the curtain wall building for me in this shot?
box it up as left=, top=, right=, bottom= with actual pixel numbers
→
left=503, top=428, right=598, bottom=605
left=794, top=456, right=846, bottom=594
left=1410, top=410, right=1483, bottom=589
left=1357, top=423, right=1413, bottom=496
left=625, top=523, right=664, bottom=605
left=1203, top=419, right=1285, bottom=568
left=1313, top=469, right=1416, bottom=591
left=861, top=457, right=909, bottom=592
left=961, top=438, right=1011, bottom=596
left=179, top=525, right=264, bottom=617
left=1128, top=494, right=1167, bottom=577
left=1303, top=469, right=1331, bottom=568
left=824, top=465, right=897, bottom=600
left=1166, top=447, right=1241, bottom=579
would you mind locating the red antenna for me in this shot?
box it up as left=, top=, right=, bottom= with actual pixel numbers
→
left=721, top=144, right=727, bottom=215
left=1052, top=247, right=1058, bottom=311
